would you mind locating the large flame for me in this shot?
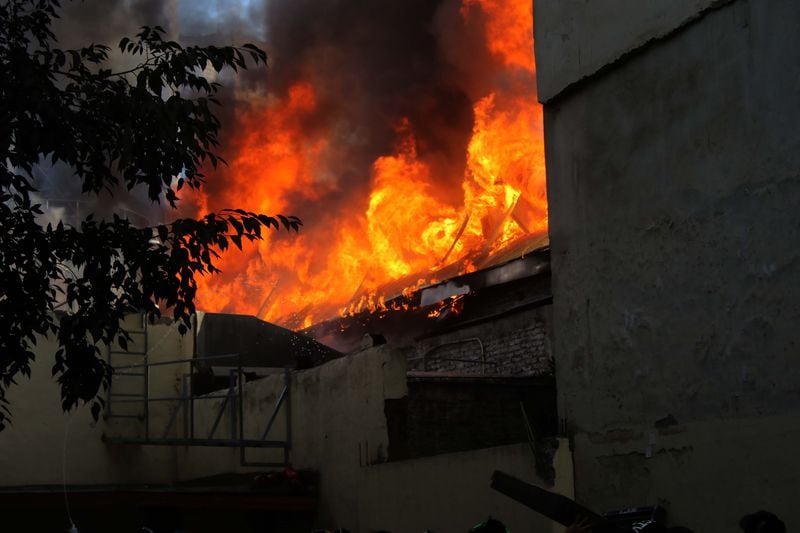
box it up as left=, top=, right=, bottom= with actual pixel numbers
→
left=191, top=0, right=546, bottom=328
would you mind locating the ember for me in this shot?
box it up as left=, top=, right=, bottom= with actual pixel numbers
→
left=190, top=0, right=546, bottom=328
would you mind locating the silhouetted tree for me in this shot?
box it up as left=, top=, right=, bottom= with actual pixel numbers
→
left=0, top=0, right=300, bottom=429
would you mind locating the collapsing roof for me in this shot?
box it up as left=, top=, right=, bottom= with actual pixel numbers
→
left=301, top=246, right=552, bottom=354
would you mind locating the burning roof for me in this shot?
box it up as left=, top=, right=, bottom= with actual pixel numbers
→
left=188, top=0, right=546, bottom=329
left=302, top=245, right=551, bottom=354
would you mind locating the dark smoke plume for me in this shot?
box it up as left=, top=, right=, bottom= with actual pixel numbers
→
left=194, top=0, right=507, bottom=240
left=38, top=0, right=507, bottom=233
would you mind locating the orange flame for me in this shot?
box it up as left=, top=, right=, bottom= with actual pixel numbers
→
left=192, top=0, right=546, bottom=328
left=461, top=0, right=536, bottom=72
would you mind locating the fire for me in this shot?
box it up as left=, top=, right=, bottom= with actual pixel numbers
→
left=191, top=0, right=547, bottom=328
left=461, top=0, right=536, bottom=71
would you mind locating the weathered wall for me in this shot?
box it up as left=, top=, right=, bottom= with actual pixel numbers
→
left=385, top=375, right=557, bottom=464
left=179, top=346, right=571, bottom=531
left=539, top=0, right=800, bottom=529
left=2, top=314, right=573, bottom=531
left=0, top=314, right=190, bottom=487
left=411, top=305, right=552, bottom=375
left=533, top=0, right=733, bottom=102
left=177, top=345, right=409, bottom=528
left=359, top=442, right=573, bottom=533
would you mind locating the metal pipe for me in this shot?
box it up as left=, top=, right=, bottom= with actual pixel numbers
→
left=104, top=437, right=287, bottom=448
left=143, top=315, right=149, bottom=440
left=111, top=353, right=240, bottom=370
left=260, top=386, right=287, bottom=441
left=182, top=374, right=190, bottom=439
left=208, top=379, right=235, bottom=439
left=111, top=393, right=233, bottom=403
left=238, top=353, right=245, bottom=465
left=284, top=367, right=292, bottom=466
left=161, top=397, right=183, bottom=439
left=189, top=360, right=195, bottom=440
left=229, top=369, right=237, bottom=440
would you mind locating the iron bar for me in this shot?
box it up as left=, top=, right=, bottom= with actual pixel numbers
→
left=110, top=393, right=233, bottom=403
left=208, top=373, right=236, bottom=439
left=182, top=375, right=190, bottom=439
left=104, top=438, right=287, bottom=448
left=162, top=397, right=184, bottom=439
left=112, top=353, right=240, bottom=370
left=229, top=370, right=237, bottom=440
left=259, top=386, right=287, bottom=441
left=208, top=397, right=230, bottom=439
left=143, top=315, right=149, bottom=440
left=284, top=367, right=291, bottom=465
left=189, top=360, right=195, bottom=440
left=238, top=353, right=245, bottom=465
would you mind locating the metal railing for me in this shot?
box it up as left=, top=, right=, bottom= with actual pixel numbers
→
left=105, top=352, right=291, bottom=467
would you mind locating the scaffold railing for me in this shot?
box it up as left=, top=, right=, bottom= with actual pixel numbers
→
left=104, top=352, right=291, bottom=467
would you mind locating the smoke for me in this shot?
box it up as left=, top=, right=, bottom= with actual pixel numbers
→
left=34, top=0, right=263, bottom=227
left=28, top=1, right=178, bottom=227
left=193, top=0, right=512, bottom=235
left=32, top=0, right=541, bottom=327
left=36, top=0, right=509, bottom=231
left=54, top=0, right=177, bottom=48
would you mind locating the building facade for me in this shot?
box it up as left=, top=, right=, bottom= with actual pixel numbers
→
left=535, top=0, right=800, bottom=530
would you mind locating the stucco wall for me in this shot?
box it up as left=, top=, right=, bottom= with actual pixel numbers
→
left=533, top=0, right=733, bottom=102
left=359, top=442, right=573, bottom=533
left=2, top=315, right=573, bottom=531
left=539, top=0, right=800, bottom=529
left=178, top=345, right=571, bottom=531
left=176, top=345, right=409, bottom=528
left=0, top=314, right=191, bottom=487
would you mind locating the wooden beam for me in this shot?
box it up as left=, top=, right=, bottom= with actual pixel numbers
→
left=490, top=470, right=620, bottom=532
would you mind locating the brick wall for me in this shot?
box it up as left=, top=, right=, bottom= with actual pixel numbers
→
left=384, top=374, right=559, bottom=482
left=408, top=305, right=552, bottom=376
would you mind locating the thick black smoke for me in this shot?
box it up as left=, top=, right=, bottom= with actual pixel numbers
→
left=39, top=0, right=503, bottom=231
left=197, top=0, right=502, bottom=232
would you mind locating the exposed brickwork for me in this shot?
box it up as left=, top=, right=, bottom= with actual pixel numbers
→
left=408, top=305, right=552, bottom=376
left=384, top=375, right=558, bottom=482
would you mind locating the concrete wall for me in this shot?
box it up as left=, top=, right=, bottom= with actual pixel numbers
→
left=0, top=314, right=190, bottom=487
left=359, top=442, right=573, bottom=533
left=177, top=345, right=409, bottom=528
left=385, top=375, right=557, bottom=465
left=533, top=0, right=733, bottom=102
left=2, top=318, right=573, bottom=531
left=538, top=0, right=800, bottom=530
left=178, top=346, right=572, bottom=531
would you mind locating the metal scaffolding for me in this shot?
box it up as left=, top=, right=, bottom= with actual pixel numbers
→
left=105, top=349, right=292, bottom=468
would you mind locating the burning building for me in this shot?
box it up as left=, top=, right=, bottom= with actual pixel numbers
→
left=4, top=0, right=800, bottom=530
left=183, top=0, right=548, bottom=331
left=0, top=1, right=570, bottom=532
